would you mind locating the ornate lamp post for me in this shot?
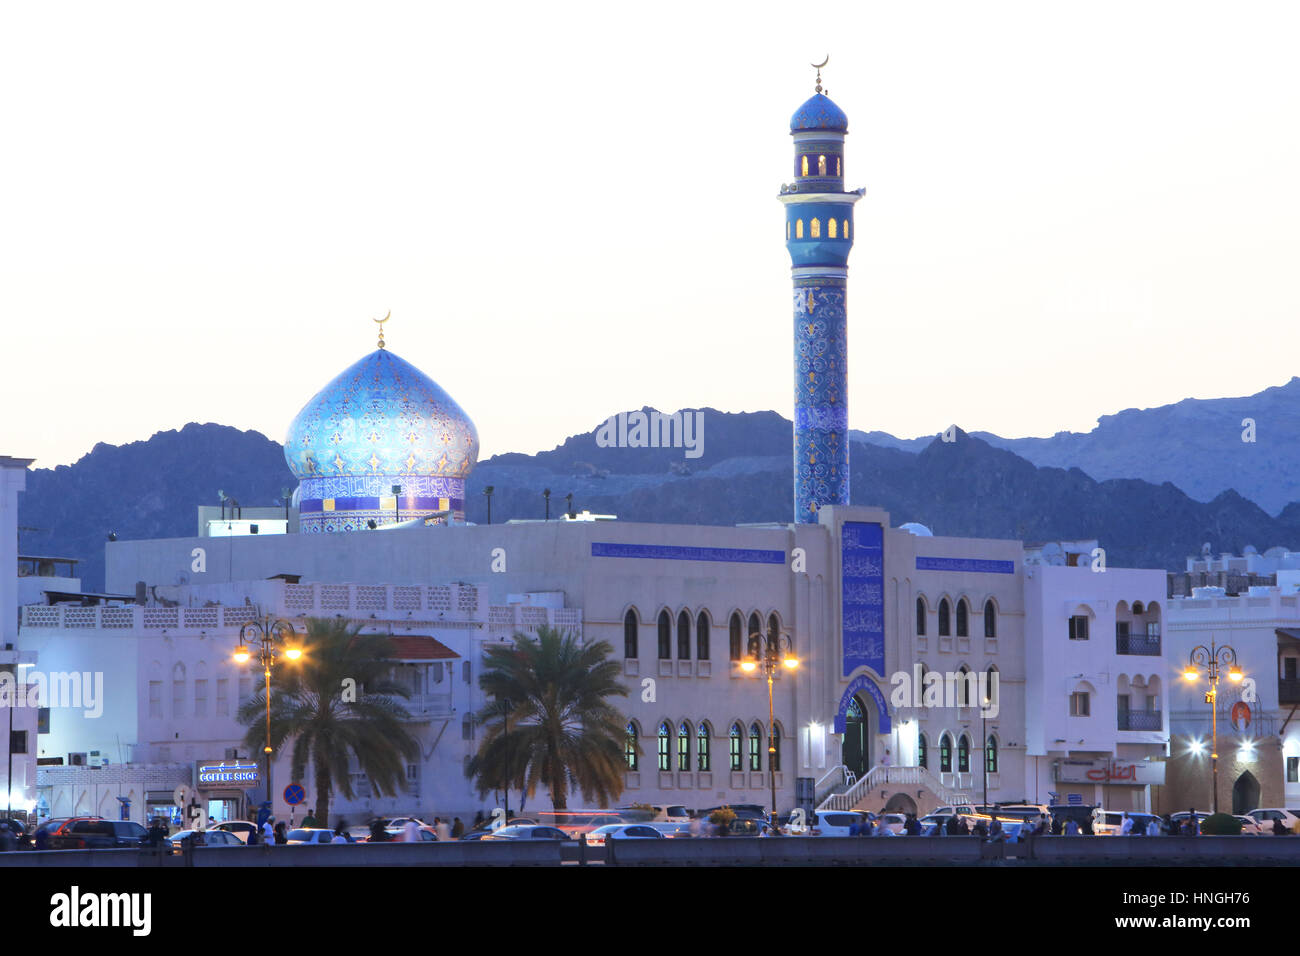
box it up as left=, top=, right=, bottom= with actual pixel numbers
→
left=233, top=616, right=302, bottom=820
left=741, top=631, right=799, bottom=833
left=1182, top=639, right=1242, bottom=816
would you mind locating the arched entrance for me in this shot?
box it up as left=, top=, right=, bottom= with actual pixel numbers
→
left=1232, top=770, right=1260, bottom=815
left=842, top=695, right=872, bottom=779
left=884, top=792, right=917, bottom=815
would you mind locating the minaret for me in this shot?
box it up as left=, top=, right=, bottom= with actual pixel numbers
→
left=779, top=62, right=862, bottom=523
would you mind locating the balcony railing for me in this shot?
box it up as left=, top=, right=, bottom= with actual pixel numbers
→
left=1117, top=710, right=1162, bottom=731
left=1280, top=679, right=1300, bottom=705
left=1116, top=633, right=1162, bottom=656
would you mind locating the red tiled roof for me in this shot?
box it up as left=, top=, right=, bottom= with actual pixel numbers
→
left=386, top=635, right=459, bottom=661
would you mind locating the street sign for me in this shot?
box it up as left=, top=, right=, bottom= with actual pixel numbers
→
left=1067, top=793, right=1082, bottom=805
left=173, top=784, right=195, bottom=809
left=283, top=783, right=306, bottom=806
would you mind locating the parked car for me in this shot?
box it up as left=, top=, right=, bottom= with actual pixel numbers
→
left=647, top=821, right=697, bottom=839
left=583, top=824, right=665, bottom=846
left=1244, top=808, right=1300, bottom=832
left=166, top=829, right=244, bottom=854
left=285, top=828, right=350, bottom=845
left=1092, top=810, right=1161, bottom=835
left=483, top=825, right=572, bottom=841
left=780, top=810, right=869, bottom=836
left=49, top=819, right=150, bottom=850
left=1234, top=815, right=1263, bottom=835
left=615, top=805, right=691, bottom=823
left=209, top=821, right=259, bottom=844
left=0, top=819, right=31, bottom=849
left=542, top=811, right=626, bottom=837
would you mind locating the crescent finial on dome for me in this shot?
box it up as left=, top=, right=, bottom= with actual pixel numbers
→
left=374, top=310, right=391, bottom=349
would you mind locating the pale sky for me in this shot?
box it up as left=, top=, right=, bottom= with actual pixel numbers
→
left=4, top=1, right=1298, bottom=468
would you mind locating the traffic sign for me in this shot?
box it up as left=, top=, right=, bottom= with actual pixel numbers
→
left=284, top=783, right=306, bottom=806
left=173, top=784, right=195, bottom=809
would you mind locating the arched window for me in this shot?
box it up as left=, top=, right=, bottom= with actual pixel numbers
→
left=697, top=722, right=712, bottom=772
left=984, top=599, right=996, bottom=638
left=817, top=154, right=827, bottom=175
left=958, top=666, right=972, bottom=706
left=916, top=597, right=927, bottom=636
left=801, top=155, right=809, bottom=177
left=677, top=610, right=691, bottom=660
left=844, top=219, right=849, bottom=239
left=623, top=609, right=638, bottom=659
left=939, top=733, right=953, bottom=773
left=938, top=599, right=951, bottom=636
left=729, top=613, right=743, bottom=661
left=828, top=218, right=838, bottom=238
left=729, top=723, right=743, bottom=771
left=795, top=219, right=804, bottom=239
left=956, top=599, right=969, bottom=637
left=810, top=217, right=821, bottom=238
left=768, top=613, right=780, bottom=647
left=771, top=721, right=782, bottom=772
left=836, top=156, right=841, bottom=176
left=748, top=612, right=762, bottom=659
left=957, top=734, right=970, bottom=774
left=918, top=732, right=928, bottom=769
left=696, top=611, right=711, bottom=660
left=785, top=221, right=790, bottom=240
left=986, top=735, right=998, bottom=773
left=657, top=610, right=671, bottom=660
left=657, top=721, right=671, bottom=771
left=749, top=722, right=763, bottom=771
left=625, top=722, right=639, bottom=771
left=986, top=666, right=998, bottom=709
left=678, top=721, right=691, bottom=771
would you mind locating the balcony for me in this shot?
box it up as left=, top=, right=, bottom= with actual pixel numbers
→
left=1280, top=679, right=1300, bottom=705
left=1117, top=710, right=1162, bottom=731
left=1115, top=627, right=1161, bottom=656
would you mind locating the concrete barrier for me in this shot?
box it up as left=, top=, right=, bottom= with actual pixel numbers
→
left=0, top=841, right=563, bottom=867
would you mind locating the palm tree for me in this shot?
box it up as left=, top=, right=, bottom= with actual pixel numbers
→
left=236, top=617, right=420, bottom=830
left=466, top=626, right=629, bottom=813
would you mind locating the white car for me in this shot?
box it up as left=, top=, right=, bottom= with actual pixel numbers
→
left=285, top=828, right=348, bottom=845
left=782, top=810, right=869, bottom=836
left=166, top=829, right=244, bottom=854
left=583, top=824, right=665, bottom=846
left=615, top=805, right=691, bottom=823
left=1245, top=808, right=1300, bottom=832
left=209, top=821, right=259, bottom=844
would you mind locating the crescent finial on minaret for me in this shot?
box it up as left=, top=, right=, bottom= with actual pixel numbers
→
left=812, top=55, right=829, bottom=94
left=373, top=310, right=391, bottom=349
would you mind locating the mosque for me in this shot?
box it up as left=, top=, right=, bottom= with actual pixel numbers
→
left=11, top=75, right=1180, bottom=829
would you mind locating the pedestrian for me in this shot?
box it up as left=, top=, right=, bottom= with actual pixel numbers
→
left=246, top=824, right=259, bottom=846
left=1273, top=817, right=1288, bottom=836
left=370, top=818, right=390, bottom=843
left=958, top=816, right=971, bottom=836
left=1145, top=816, right=1161, bottom=837
left=972, top=820, right=987, bottom=838
left=1120, top=812, right=1133, bottom=836
left=274, top=822, right=288, bottom=845
left=473, top=810, right=485, bottom=830
left=302, top=808, right=318, bottom=828
left=331, top=825, right=348, bottom=844
left=402, top=819, right=421, bottom=842
left=988, top=818, right=1003, bottom=842
left=1064, top=818, right=1079, bottom=836
left=436, top=817, right=451, bottom=841
left=451, top=817, right=465, bottom=839
left=261, top=817, right=275, bottom=844
left=147, top=818, right=167, bottom=849
left=945, top=815, right=960, bottom=836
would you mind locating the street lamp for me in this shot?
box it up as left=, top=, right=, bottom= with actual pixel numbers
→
left=741, top=630, right=798, bottom=833
left=234, top=615, right=302, bottom=820
left=483, top=486, right=494, bottom=525
left=1182, top=639, right=1242, bottom=815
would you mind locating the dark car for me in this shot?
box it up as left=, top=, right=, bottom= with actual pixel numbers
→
left=48, top=819, right=150, bottom=850
left=0, top=819, right=31, bottom=849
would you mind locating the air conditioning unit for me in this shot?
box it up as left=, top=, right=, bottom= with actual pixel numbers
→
left=68, top=752, right=87, bottom=766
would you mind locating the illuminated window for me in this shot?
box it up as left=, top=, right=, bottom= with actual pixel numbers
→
left=801, top=155, right=809, bottom=177
left=818, top=154, right=826, bottom=175
left=749, top=722, right=763, bottom=771
left=918, top=732, right=928, bottom=769
left=658, top=721, right=671, bottom=771
left=986, top=735, right=998, bottom=773
left=940, top=733, right=953, bottom=773
left=625, top=722, right=639, bottom=771
left=730, top=723, right=743, bottom=771
left=844, top=219, right=849, bottom=239
left=795, top=219, right=803, bottom=239
left=836, top=156, right=841, bottom=176
left=678, top=721, right=691, bottom=771
left=957, top=734, right=970, bottom=773
left=810, top=218, right=820, bottom=238
left=828, top=218, right=838, bottom=238
left=697, top=723, right=711, bottom=772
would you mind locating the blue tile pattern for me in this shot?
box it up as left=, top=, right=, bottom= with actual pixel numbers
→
left=591, top=542, right=786, bottom=565
left=793, top=275, right=849, bottom=520
left=916, top=556, right=1017, bottom=575
left=840, top=521, right=884, bottom=678
left=790, top=93, right=848, bottom=132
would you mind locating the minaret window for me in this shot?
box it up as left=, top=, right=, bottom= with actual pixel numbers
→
left=786, top=221, right=790, bottom=240
left=828, top=218, right=838, bottom=239
left=795, top=219, right=804, bottom=239
left=801, top=155, right=809, bottom=177
left=836, top=156, right=841, bottom=176
left=810, top=218, right=821, bottom=238
left=818, top=154, right=827, bottom=175
left=843, top=219, right=849, bottom=239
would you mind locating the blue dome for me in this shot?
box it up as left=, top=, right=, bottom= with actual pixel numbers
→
left=284, top=348, right=478, bottom=481
left=790, top=93, right=848, bottom=133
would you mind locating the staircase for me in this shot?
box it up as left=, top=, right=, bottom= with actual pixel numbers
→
left=817, top=765, right=973, bottom=815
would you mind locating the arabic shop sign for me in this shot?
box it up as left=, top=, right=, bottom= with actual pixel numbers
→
left=196, top=760, right=261, bottom=788
left=1054, top=758, right=1165, bottom=785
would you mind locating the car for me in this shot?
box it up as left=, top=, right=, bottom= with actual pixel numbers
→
left=781, top=810, right=868, bottom=837
left=615, top=805, right=692, bottom=823
left=0, top=819, right=31, bottom=849
left=459, top=829, right=495, bottom=841
left=285, top=828, right=350, bottom=845
left=1245, top=808, right=1300, bottom=832
left=876, top=812, right=907, bottom=835
left=540, top=811, right=627, bottom=837
left=1092, top=810, right=1161, bottom=835
left=1234, top=815, right=1263, bottom=835
left=48, top=819, right=150, bottom=850
left=583, top=824, right=666, bottom=846
left=166, top=829, right=245, bottom=853
left=483, top=825, right=572, bottom=841
left=647, top=821, right=697, bottom=839
left=209, top=821, right=259, bottom=844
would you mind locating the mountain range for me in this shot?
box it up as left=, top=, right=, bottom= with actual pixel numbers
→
left=16, top=377, right=1300, bottom=592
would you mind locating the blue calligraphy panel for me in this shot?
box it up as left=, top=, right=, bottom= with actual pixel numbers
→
left=841, top=521, right=884, bottom=678
left=915, top=556, right=1015, bottom=574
